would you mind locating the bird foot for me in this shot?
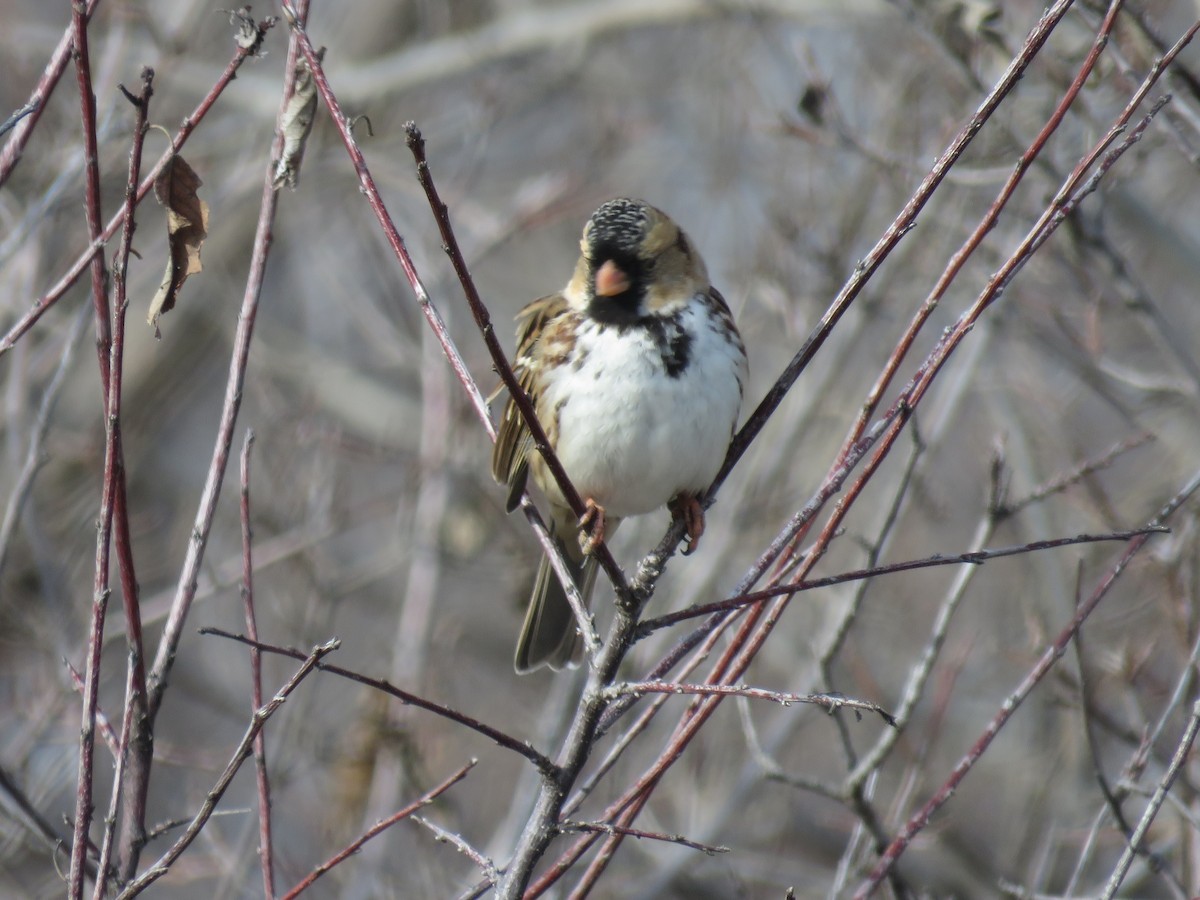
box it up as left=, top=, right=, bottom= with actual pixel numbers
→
left=670, top=493, right=706, bottom=555
left=578, top=498, right=607, bottom=555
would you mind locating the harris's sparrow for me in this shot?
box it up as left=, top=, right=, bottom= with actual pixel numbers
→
left=493, top=198, right=747, bottom=672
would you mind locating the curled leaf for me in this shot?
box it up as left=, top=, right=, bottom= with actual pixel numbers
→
left=147, top=154, right=209, bottom=335
left=273, top=49, right=324, bottom=190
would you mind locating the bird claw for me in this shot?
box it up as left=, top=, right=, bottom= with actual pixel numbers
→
left=670, top=493, right=706, bottom=555
left=578, top=498, right=606, bottom=555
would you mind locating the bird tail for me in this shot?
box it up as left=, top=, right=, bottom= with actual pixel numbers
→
left=514, top=522, right=604, bottom=673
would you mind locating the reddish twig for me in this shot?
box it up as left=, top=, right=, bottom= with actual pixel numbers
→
left=833, top=0, right=1128, bottom=483
left=855, top=467, right=1200, bottom=896
left=68, top=2, right=115, bottom=889
left=0, top=16, right=277, bottom=358
left=72, top=0, right=108, bottom=361
left=275, top=5, right=490, bottom=434
left=709, top=0, right=1081, bottom=499
left=640, top=527, right=1168, bottom=631
left=552, top=6, right=1186, bottom=893
left=115, top=639, right=339, bottom=899
left=280, top=760, right=477, bottom=899
left=0, top=0, right=102, bottom=186
left=199, top=628, right=555, bottom=773
left=404, top=123, right=629, bottom=611
left=239, top=429, right=275, bottom=900
left=112, top=9, right=282, bottom=884
left=65, top=661, right=118, bottom=757
left=88, top=68, right=154, bottom=900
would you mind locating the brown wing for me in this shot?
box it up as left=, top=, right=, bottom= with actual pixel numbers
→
left=491, top=292, right=570, bottom=512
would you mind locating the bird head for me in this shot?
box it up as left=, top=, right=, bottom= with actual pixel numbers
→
left=567, top=198, right=709, bottom=323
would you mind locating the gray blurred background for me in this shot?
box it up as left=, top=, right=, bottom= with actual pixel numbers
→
left=2, top=0, right=1200, bottom=896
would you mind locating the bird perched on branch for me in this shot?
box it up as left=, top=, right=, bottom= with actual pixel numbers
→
left=492, top=198, right=747, bottom=672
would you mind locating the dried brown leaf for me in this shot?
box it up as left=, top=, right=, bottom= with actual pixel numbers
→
left=273, top=50, right=323, bottom=190
left=147, top=154, right=209, bottom=335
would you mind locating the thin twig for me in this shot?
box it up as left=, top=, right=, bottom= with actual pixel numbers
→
left=1101, top=698, right=1200, bottom=898
left=0, top=16, right=278, bottom=358
left=856, top=467, right=1200, bottom=896
left=0, top=304, right=88, bottom=579
left=91, top=68, right=155, bottom=900
left=116, top=639, right=339, bottom=899
left=639, top=527, right=1168, bottom=631
left=405, top=121, right=628, bottom=621
left=117, top=9, right=285, bottom=884
left=411, top=813, right=499, bottom=886
left=0, top=99, right=38, bottom=140
left=68, top=0, right=114, bottom=888
left=65, top=662, right=118, bottom=757
left=559, top=819, right=728, bottom=856
left=280, top=760, right=477, bottom=899
left=0, top=0, right=102, bottom=185
left=597, top=681, right=895, bottom=726
left=200, top=628, right=555, bottom=773
left=996, top=432, right=1154, bottom=518
left=239, top=429, right=275, bottom=900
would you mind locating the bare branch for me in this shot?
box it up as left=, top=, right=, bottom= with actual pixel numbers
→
left=411, top=813, right=498, bottom=887
left=0, top=0, right=101, bottom=185
left=857, top=466, right=1200, bottom=894
left=200, top=628, right=555, bottom=773
left=560, top=819, right=729, bottom=856
left=598, top=681, right=896, bottom=726
left=116, top=639, right=339, bottom=899
left=238, top=429, right=275, bottom=900
left=641, top=527, right=1168, bottom=632
left=0, top=17, right=279, bottom=357
left=281, top=760, right=477, bottom=899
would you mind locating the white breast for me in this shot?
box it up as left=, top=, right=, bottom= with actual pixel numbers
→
left=540, top=301, right=745, bottom=518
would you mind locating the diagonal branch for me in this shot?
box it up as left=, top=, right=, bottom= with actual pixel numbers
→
left=0, top=0, right=102, bottom=186
left=280, top=759, right=477, bottom=899
left=200, top=628, right=556, bottom=774
left=857, top=466, right=1200, bottom=895
left=116, top=639, right=339, bottom=899
left=0, top=17, right=278, bottom=358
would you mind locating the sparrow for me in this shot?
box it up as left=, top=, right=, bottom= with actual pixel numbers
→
left=492, top=198, right=747, bottom=673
